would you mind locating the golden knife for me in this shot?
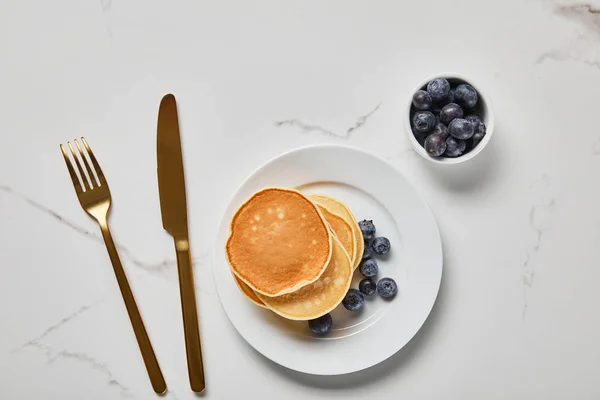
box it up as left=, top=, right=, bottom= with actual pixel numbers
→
left=157, top=94, right=205, bottom=393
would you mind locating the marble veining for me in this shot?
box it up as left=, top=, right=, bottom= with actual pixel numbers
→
left=100, top=0, right=113, bottom=40
left=12, top=301, right=125, bottom=392
left=29, top=342, right=130, bottom=397
left=536, top=3, right=600, bottom=69
left=521, top=175, right=556, bottom=318
left=0, top=185, right=179, bottom=275
left=275, top=103, right=381, bottom=138
left=101, top=0, right=112, bottom=12
left=17, top=304, right=100, bottom=352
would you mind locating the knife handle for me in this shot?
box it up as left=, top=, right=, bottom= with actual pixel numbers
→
left=174, top=238, right=205, bottom=393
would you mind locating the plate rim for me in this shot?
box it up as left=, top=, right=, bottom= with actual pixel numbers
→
left=212, top=143, right=443, bottom=375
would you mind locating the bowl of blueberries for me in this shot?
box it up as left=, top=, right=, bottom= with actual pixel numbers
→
left=406, top=73, right=494, bottom=164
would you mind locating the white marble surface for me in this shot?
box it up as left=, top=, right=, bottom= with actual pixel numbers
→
left=1, top=0, right=600, bottom=398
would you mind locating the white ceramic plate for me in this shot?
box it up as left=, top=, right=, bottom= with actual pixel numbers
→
left=213, top=145, right=443, bottom=375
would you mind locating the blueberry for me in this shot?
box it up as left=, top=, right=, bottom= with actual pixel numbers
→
left=308, top=313, right=332, bottom=335
left=359, top=258, right=378, bottom=278
left=426, top=78, right=450, bottom=101
left=411, top=111, right=436, bottom=133
left=447, top=88, right=456, bottom=103
left=454, top=84, right=478, bottom=109
left=439, top=103, right=464, bottom=125
left=362, top=242, right=373, bottom=260
left=448, top=118, right=475, bottom=140
left=465, top=114, right=483, bottom=128
left=424, top=134, right=447, bottom=157
left=359, top=278, right=377, bottom=296
left=371, top=237, right=391, bottom=255
left=472, top=130, right=485, bottom=146
left=412, top=90, right=432, bottom=110
left=342, top=289, right=365, bottom=311
left=464, top=138, right=474, bottom=152
left=358, top=219, right=376, bottom=241
left=466, top=114, right=486, bottom=145
left=377, top=277, right=398, bottom=298
left=432, top=123, right=449, bottom=139
left=435, top=87, right=455, bottom=106
left=444, top=136, right=466, bottom=157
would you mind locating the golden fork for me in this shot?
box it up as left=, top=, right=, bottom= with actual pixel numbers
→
left=60, top=137, right=167, bottom=395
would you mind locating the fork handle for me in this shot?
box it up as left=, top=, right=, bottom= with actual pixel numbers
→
left=174, top=238, right=205, bottom=393
left=99, top=221, right=167, bottom=395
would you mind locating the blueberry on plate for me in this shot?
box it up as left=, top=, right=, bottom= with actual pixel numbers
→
left=412, top=111, right=436, bottom=133
left=448, top=118, right=475, bottom=140
left=427, top=78, right=450, bottom=101
left=454, top=84, right=478, bottom=109
left=308, top=313, right=332, bottom=335
left=412, top=90, right=432, bottom=110
left=358, top=219, right=376, bottom=241
left=432, top=123, right=449, bottom=139
left=359, top=258, right=378, bottom=278
left=342, top=289, right=365, bottom=311
left=439, top=103, right=464, bottom=125
left=359, top=278, right=377, bottom=296
left=444, top=136, right=466, bottom=157
left=371, top=237, right=391, bottom=255
left=362, top=242, right=373, bottom=260
left=424, top=134, right=447, bottom=157
left=377, top=277, right=398, bottom=298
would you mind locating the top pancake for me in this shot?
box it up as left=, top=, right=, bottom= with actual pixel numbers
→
left=307, top=194, right=364, bottom=270
left=234, top=200, right=357, bottom=309
left=226, top=188, right=332, bottom=297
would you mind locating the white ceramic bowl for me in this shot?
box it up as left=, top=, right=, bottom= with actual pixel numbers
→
left=405, top=73, right=495, bottom=164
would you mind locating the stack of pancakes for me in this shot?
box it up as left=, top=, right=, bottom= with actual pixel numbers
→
left=225, top=188, right=363, bottom=320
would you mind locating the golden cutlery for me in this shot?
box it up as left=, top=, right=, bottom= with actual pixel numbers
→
left=60, top=138, right=167, bottom=395
left=157, top=94, right=205, bottom=393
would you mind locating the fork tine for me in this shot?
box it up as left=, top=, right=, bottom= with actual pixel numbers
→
left=74, top=139, right=97, bottom=188
left=81, top=137, right=107, bottom=186
left=60, top=144, right=84, bottom=194
left=68, top=141, right=91, bottom=191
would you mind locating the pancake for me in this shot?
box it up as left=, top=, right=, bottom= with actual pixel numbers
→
left=256, top=234, right=353, bottom=320
left=234, top=203, right=356, bottom=308
left=226, top=188, right=332, bottom=297
left=232, top=272, right=268, bottom=308
left=307, top=194, right=364, bottom=270
left=314, top=204, right=355, bottom=266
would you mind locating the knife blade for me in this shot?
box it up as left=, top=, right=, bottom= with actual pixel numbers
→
left=157, top=93, right=205, bottom=393
left=157, top=93, right=188, bottom=236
